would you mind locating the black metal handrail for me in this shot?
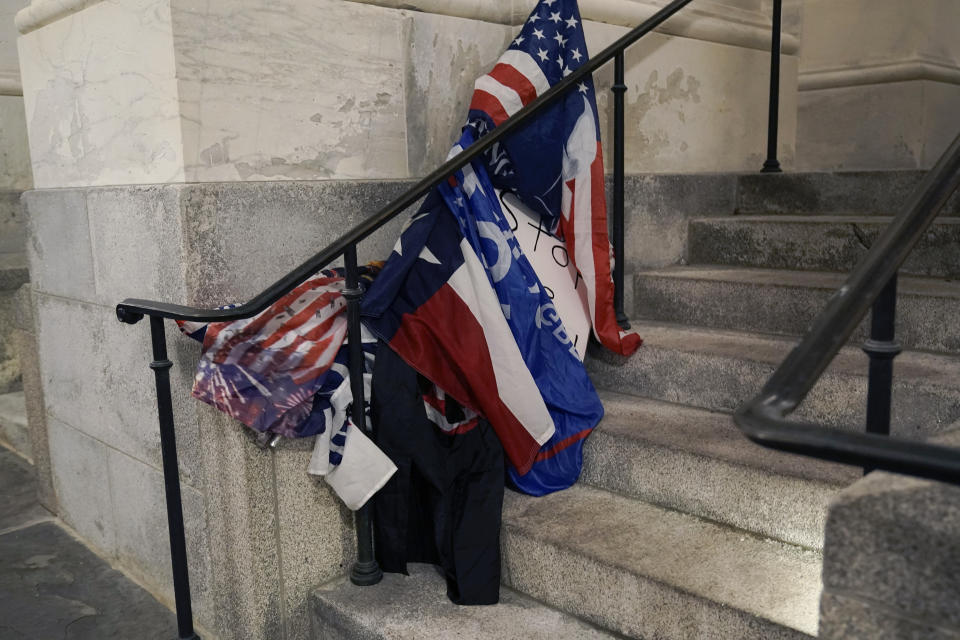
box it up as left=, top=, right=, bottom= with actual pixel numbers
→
left=735, top=131, right=960, bottom=485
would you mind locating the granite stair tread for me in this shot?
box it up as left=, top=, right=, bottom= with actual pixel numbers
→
left=310, top=563, right=620, bottom=639
left=594, top=389, right=858, bottom=486
left=583, top=391, right=858, bottom=548
left=502, top=484, right=820, bottom=639
left=586, top=321, right=960, bottom=436
left=633, top=266, right=960, bottom=352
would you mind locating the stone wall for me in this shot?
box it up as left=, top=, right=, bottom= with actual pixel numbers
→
left=15, top=0, right=799, bottom=187
left=819, top=432, right=960, bottom=639
left=0, top=0, right=33, bottom=409
left=22, top=180, right=412, bottom=639
left=12, top=0, right=800, bottom=638
left=796, top=0, right=960, bottom=170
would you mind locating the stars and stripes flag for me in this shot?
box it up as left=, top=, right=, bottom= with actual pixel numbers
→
left=466, top=0, right=642, bottom=357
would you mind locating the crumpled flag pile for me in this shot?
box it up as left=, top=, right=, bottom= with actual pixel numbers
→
left=176, top=264, right=397, bottom=510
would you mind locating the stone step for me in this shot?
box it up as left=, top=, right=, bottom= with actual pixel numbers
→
left=583, top=390, right=859, bottom=549
left=502, top=484, right=820, bottom=639
left=310, top=563, right=619, bottom=639
left=633, top=266, right=960, bottom=353
left=586, top=322, right=960, bottom=438
left=688, top=215, right=960, bottom=277
left=0, top=392, right=29, bottom=460
left=735, top=171, right=960, bottom=217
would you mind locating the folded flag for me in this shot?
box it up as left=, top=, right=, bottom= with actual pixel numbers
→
left=466, top=0, right=641, bottom=357
left=361, top=189, right=555, bottom=475
left=439, top=129, right=604, bottom=495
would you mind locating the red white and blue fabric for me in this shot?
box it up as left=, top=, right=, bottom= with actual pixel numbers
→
left=175, top=266, right=397, bottom=510
left=440, top=129, right=604, bottom=495
left=362, top=127, right=604, bottom=495
left=466, top=0, right=641, bottom=357
left=361, top=188, right=556, bottom=476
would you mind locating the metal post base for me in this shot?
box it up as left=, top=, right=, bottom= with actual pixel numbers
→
left=761, top=159, right=782, bottom=173
left=350, top=559, right=383, bottom=586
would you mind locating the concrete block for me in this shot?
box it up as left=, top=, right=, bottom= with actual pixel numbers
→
left=33, top=293, right=204, bottom=489
left=582, top=391, right=857, bottom=549
left=821, top=433, right=960, bottom=635
left=22, top=189, right=97, bottom=302
left=195, top=405, right=284, bottom=640
left=620, top=173, right=738, bottom=271
left=86, top=185, right=188, bottom=308
left=688, top=215, right=960, bottom=277
left=273, top=438, right=355, bottom=640
left=0, top=190, right=26, bottom=258
left=311, top=564, right=618, bottom=639
left=0, top=289, right=20, bottom=394
left=0, top=95, right=33, bottom=191
left=735, top=170, right=960, bottom=216
left=820, top=590, right=960, bottom=640
left=586, top=322, right=960, bottom=438
left=12, top=321, right=55, bottom=512
left=0, top=392, right=29, bottom=460
left=502, top=485, right=820, bottom=639
left=106, top=447, right=213, bottom=625
left=176, top=180, right=415, bottom=306
left=633, top=266, right=960, bottom=353
left=46, top=417, right=115, bottom=555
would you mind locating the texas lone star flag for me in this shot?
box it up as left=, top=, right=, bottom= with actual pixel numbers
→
left=361, top=188, right=557, bottom=475
left=466, top=0, right=642, bottom=357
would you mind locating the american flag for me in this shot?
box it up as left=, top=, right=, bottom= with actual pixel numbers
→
left=177, top=265, right=381, bottom=438
left=467, top=0, right=642, bottom=357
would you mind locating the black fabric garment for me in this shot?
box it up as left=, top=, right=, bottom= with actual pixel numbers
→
left=371, top=343, right=504, bottom=605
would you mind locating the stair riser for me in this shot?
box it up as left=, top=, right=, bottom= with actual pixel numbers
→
left=735, top=171, right=960, bottom=216
left=581, top=432, right=837, bottom=549
left=586, top=346, right=960, bottom=438
left=688, top=219, right=960, bottom=278
left=502, top=531, right=812, bottom=640
left=634, top=275, right=960, bottom=354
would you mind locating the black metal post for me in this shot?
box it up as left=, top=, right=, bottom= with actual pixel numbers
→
left=343, top=246, right=383, bottom=587
left=612, top=51, right=630, bottom=329
left=149, top=316, right=201, bottom=640
left=761, top=0, right=783, bottom=173
left=862, top=274, right=901, bottom=474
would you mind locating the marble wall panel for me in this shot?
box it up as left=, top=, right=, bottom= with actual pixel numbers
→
left=106, top=447, right=213, bottom=625
left=800, top=0, right=960, bottom=74
left=33, top=292, right=204, bottom=489
left=0, top=0, right=29, bottom=83
left=0, top=95, right=32, bottom=189
left=404, top=12, right=513, bottom=175
left=46, top=416, right=116, bottom=553
left=17, top=0, right=185, bottom=188
left=797, top=80, right=960, bottom=171
left=174, top=0, right=411, bottom=182
left=587, top=20, right=797, bottom=173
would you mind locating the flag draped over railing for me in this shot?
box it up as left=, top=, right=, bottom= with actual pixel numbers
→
left=466, top=0, right=642, bottom=357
